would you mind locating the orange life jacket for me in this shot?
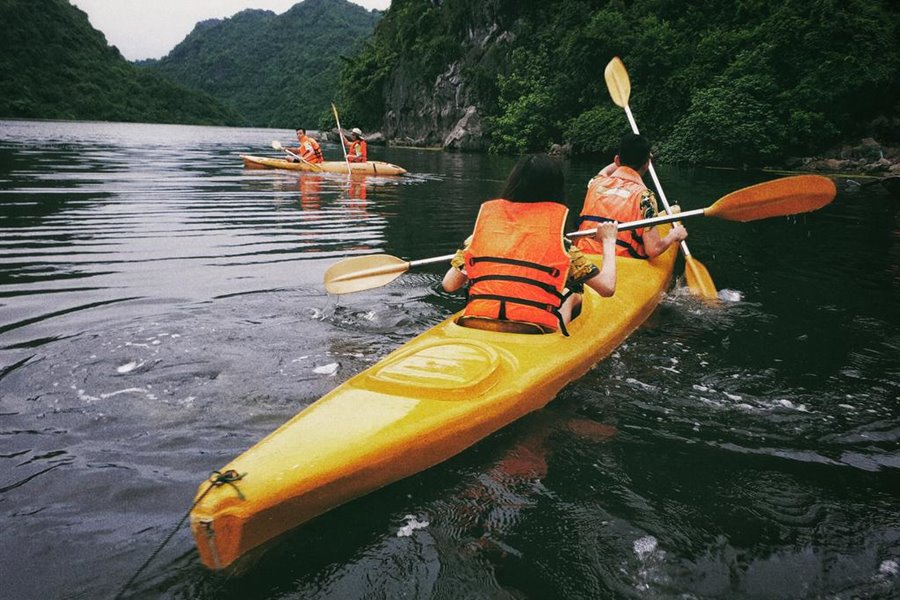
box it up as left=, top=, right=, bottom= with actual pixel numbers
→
left=348, top=139, right=367, bottom=162
left=464, top=199, right=570, bottom=333
left=299, top=136, right=323, bottom=163
left=575, top=166, right=650, bottom=258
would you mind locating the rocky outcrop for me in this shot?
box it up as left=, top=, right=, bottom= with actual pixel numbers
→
left=383, top=61, right=471, bottom=147
left=443, top=105, right=484, bottom=152
left=381, top=18, right=514, bottom=151
left=791, top=138, right=900, bottom=176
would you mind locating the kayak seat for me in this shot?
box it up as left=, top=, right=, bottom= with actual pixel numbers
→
left=456, top=316, right=553, bottom=335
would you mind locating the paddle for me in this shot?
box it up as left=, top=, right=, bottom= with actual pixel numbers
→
left=271, top=140, right=324, bottom=172
left=324, top=174, right=836, bottom=294
left=604, top=56, right=718, bottom=299
left=331, top=103, right=352, bottom=176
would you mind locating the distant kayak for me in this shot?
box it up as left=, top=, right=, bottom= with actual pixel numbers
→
left=241, top=154, right=407, bottom=175
left=189, top=239, right=677, bottom=571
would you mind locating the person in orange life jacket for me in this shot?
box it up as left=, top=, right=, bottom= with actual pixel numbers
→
left=442, top=154, right=618, bottom=335
left=575, top=133, right=687, bottom=258
left=288, top=128, right=324, bottom=164
left=342, top=127, right=367, bottom=163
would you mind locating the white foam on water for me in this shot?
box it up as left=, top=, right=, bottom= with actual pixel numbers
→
left=773, top=399, right=810, bottom=412
left=625, top=378, right=658, bottom=391
left=633, top=535, right=658, bottom=561
left=718, top=288, right=743, bottom=302
left=116, top=361, right=142, bottom=374
left=77, top=386, right=154, bottom=403
left=397, top=514, right=429, bottom=537
left=313, top=362, right=339, bottom=376
left=879, top=559, right=898, bottom=575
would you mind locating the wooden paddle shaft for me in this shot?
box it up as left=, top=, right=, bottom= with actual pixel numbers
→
left=410, top=254, right=456, bottom=267
left=568, top=208, right=706, bottom=239
left=624, top=105, right=693, bottom=258
left=328, top=254, right=455, bottom=284
left=331, top=103, right=352, bottom=175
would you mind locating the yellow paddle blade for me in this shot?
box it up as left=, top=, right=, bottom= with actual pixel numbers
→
left=683, top=256, right=718, bottom=300
left=706, top=175, right=836, bottom=222
left=604, top=57, right=631, bottom=108
left=324, top=254, right=410, bottom=295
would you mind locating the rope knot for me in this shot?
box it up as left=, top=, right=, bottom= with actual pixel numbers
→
left=208, top=469, right=246, bottom=500
left=209, top=469, right=244, bottom=485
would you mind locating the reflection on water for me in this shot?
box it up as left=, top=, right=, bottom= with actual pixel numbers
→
left=0, top=120, right=898, bottom=600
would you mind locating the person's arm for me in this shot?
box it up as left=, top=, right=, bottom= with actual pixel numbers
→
left=442, top=266, right=467, bottom=292
left=442, top=242, right=470, bottom=292
left=642, top=203, right=688, bottom=257
left=582, top=222, right=617, bottom=296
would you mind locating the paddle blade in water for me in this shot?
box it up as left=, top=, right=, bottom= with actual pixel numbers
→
left=324, top=254, right=410, bottom=294
left=604, top=57, right=631, bottom=108
left=706, top=175, right=836, bottom=222
left=684, top=256, right=718, bottom=300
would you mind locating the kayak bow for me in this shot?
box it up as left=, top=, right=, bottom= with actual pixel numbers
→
left=190, top=240, right=676, bottom=570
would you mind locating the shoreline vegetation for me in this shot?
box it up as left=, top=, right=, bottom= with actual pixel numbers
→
left=3, top=0, right=897, bottom=178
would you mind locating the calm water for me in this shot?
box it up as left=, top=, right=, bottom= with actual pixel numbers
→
left=1, top=120, right=897, bottom=600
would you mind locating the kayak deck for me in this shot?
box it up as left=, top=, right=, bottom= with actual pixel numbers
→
left=240, top=154, right=407, bottom=175
left=190, top=244, right=676, bottom=570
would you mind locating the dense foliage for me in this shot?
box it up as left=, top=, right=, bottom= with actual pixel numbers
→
left=338, top=0, right=900, bottom=165
left=149, top=0, right=380, bottom=129
left=0, top=0, right=241, bottom=125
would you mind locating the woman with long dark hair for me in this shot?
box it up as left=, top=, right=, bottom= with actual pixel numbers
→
left=443, top=154, right=617, bottom=335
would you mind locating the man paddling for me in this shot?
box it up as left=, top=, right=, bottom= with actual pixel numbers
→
left=575, top=133, right=686, bottom=258
left=288, top=128, right=323, bottom=164
left=342, top=127, right=367, bottom=163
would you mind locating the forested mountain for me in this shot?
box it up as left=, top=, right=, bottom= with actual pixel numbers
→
left=337, top=0, right=900, bottom=166
left=148, top=0, right=381, bottom=129
left=0, top=0, right=242, bottom=125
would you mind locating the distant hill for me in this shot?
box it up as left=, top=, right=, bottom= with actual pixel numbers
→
left=0, top=0, right=242, bottom=125
left=148, top=0, right=381, bottom=128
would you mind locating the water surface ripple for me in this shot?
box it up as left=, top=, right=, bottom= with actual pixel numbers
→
left=1, top=120, right=897, bottom=600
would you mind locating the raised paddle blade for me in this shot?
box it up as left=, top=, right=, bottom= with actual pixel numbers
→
left=683, top=256, right=718, bottom=300
left=271, top=140, right=282, bottom=150
left=604, top=57, right=631, bottom=108
left=324, top=254, right=410, bottom=295
left=706, top=175, right=837, bottom=222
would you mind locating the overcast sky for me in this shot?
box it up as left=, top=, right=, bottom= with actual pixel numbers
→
left=69, top=0, right=391, bottom=61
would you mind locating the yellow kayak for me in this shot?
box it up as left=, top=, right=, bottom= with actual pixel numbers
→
left=240, top=154, right=407, bottom=175
left=190, top=242, right=676, bottom=570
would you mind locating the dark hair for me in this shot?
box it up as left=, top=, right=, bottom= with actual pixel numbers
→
left=618, top=133, right=651, bottom=169
left=296, top=128, right=306, bottom=134
left=499, top=154, right=566, bottom=204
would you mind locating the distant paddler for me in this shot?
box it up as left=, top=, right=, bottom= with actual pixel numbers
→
left=286, top=128, right=324, bottom=164
left=341, top=127, right=368, bottom=163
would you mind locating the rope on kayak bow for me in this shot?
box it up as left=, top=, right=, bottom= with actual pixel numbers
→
left=112, top=469, right=245, bottom=599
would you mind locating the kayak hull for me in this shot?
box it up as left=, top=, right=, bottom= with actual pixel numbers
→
left=240, top=154, right=407, bottom=175
left=190, top=244, right=676, bottom=570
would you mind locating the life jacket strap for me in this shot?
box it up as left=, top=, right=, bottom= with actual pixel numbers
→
left=468, top=274, right=565, bottom=299
left=467, top=294, right=569, bottom=337
left=468, top=256, right=561, bottom=278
